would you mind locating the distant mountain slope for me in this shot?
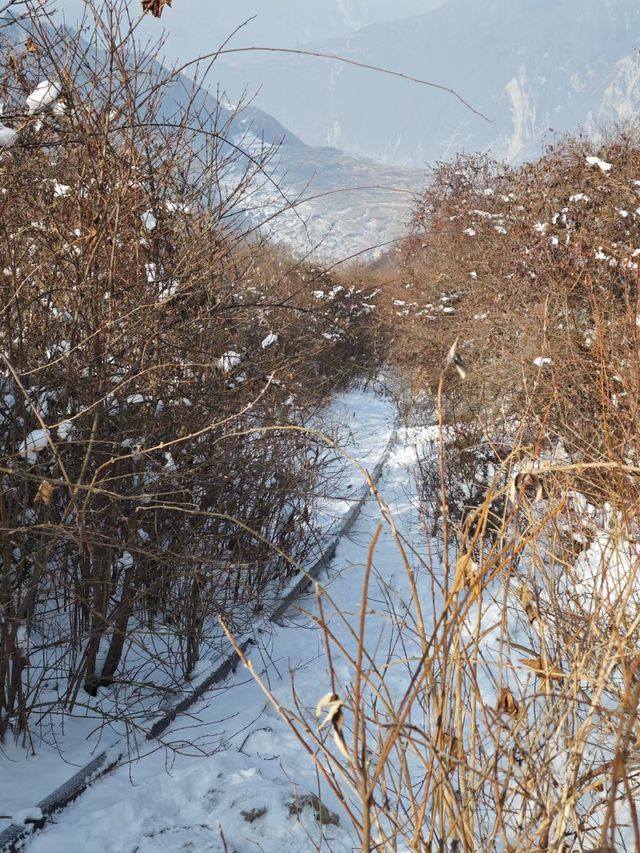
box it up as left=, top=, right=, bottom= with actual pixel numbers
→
left=0, top=12, right=422, bottom=261
left=208, top=0, right=640, bottom=166
left=131, top=0, right=446, bottom=51
left=175, top=67, right=424, bottom=261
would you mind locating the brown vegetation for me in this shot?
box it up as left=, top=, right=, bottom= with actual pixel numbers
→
left=0, top=1, right=385, bottom=742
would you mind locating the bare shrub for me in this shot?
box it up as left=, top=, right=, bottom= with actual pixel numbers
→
left=226, top=131, right=640, bottom=851
left=0, top=1, right=384, bottom=743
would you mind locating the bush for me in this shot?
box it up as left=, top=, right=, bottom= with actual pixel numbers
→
left=0, top=1, right=385, bottom=741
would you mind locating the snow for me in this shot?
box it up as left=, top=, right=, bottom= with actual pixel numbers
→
left=26, top=80, right=61, bottom=115
left=17, top=428, right=50, bottom=463
left=0, top=386, right=395, bottom=838
left=0, top=123, right=18, bottom=148
left=52, top=182, right=71, bottom=198
left=145, top=262, right=157, bottom=283
left=533, top=356, right=552, bottom=366
left=117, top=551, right=134, bottom=570
left=10, top=808, right=43, bottom=826
left=217, top=350, right=242, bottom=372
left=585, top=155, right=612, bottom=173
left=261, top=333, right=279, bottom=348
left=14, top=388, right=401, bottom=852
left=3, top=381, right=636, bottom=850
left=141, top=211, right=157, bottom=231
left=56, top=420, right=74, bottom=440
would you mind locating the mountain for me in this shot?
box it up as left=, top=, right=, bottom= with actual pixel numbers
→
left=131, top=0, right=447, bottom=51
left=207, top=0, right=640, bottom=166
left=169, top=71, right=424, bottom=262
left=214, top=94, right=422, bottom=260
left=0, top=11, right=422, bottom=262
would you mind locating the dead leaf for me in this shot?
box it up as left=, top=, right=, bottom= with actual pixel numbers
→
left=517, top=584, right=539, bottom=624
left=453, top=551, right=479, bottom=594
left=316, top=692, right=349, bottom=759
left=497, top=686, right=521, bottom=718
left=34, top=479, right=55, bottom=507
left=316, top=691, right=339, bottom=722
left=441, top=731, right=465, bottom=761
left=142, top=0, right=172, bottom=17
left=25, top=37, right=37, bottom=54
left=519, top=655, right=566, bottom=684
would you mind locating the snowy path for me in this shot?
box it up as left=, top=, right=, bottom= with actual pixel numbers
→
left=21, top=419, right=429, bottom=852
left=0, top=387, right=394, bottom=833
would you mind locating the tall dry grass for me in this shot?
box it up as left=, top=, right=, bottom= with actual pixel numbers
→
left=227, top=132, right=640, bottom=851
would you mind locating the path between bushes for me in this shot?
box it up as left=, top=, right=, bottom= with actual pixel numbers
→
left=13, top=390, right=432, bottom=853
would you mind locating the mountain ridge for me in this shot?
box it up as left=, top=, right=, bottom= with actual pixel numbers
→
left=208, top=0, right=640, bottom=166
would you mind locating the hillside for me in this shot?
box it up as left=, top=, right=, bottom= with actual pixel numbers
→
left=209, top=0, right=640, bottom=166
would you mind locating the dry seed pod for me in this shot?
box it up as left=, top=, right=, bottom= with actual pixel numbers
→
left=509, top=471, right=544, bottom=504
left=517, top=584, right=539, bottom=624
left=445, top=338, right=467, bottom=379
left=453, top=552, right=478, bottom=593
left=315, top=692, right=339, bottom=722
left=142, top=0, right=172, bottom=17
left=34, top=479, right=55, bottom=508
left=497, top=686, right=521, bottom=718
left=316, top=692, right=349, bottom=759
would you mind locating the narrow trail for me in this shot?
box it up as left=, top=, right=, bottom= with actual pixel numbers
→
left=23, top=418, right=429, bottom=852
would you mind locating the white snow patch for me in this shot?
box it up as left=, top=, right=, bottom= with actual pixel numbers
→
left=56, top=420, right=75, bottom=440
left=53, top=182, right=71, bottom=198
left=0, top=123, right=18, bottom=148
left=18, top=428, right=49, bottom=463
left=26, top=80, right=61, bottom=114
left=217, top=351, right=242, bottom=372
left=585, top=155, right=612, bottom=173
left=11, top=807, right=43, bottom=826
left=141, top=211, right=157, bottom=231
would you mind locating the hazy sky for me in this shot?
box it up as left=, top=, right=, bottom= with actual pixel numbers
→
left=57, top=1, right=448, bottom=64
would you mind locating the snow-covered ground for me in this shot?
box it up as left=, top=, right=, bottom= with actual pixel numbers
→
left=1, top=385, right=408, bottom=850
left=21, top=420, right=429, bottom=853
left=5, top=384, right=634, bottom=850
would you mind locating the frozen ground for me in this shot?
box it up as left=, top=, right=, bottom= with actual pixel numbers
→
left=22, top=423, right=429, bottom=853
left=1, top=385, right=416, bottom=850
left=4, top=385, right=632, bottom=850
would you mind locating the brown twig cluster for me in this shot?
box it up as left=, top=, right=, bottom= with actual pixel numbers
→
left=0, top=1, right=385, bottom=744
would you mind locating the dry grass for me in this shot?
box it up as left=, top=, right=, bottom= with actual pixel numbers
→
left=228, top=133, right=640, bottom=851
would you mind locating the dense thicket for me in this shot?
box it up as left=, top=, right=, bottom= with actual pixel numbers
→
left=0, top=3, right=385, bottom=740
